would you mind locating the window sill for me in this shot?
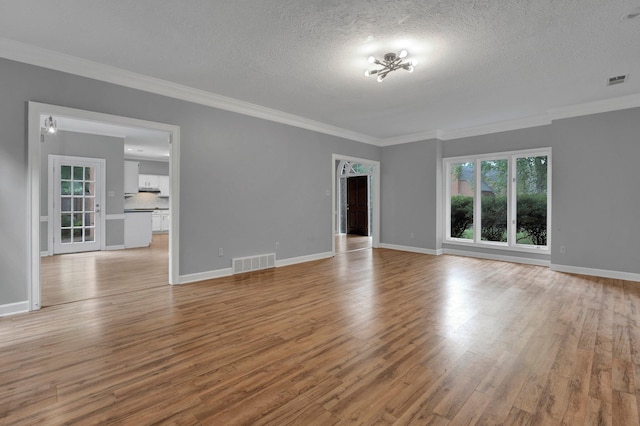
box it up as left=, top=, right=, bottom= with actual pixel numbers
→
left=444, top=239, right=550, bottom=255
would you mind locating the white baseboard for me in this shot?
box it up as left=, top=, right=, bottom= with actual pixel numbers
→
left=0, top=301, right=29, bottom=317
left=379, top=243, right=443, bottom=256
left=551, top=264, right=640, bottom=283
left=177, top=251, right=334, bottom=285
left=444, top=248, right=551, bottom=267
left=106, top=245, right=126, bottom=251
left=178, top=268, right=233, bottom=284
left=40, top=251, right=49, bottom=257
left=276, top=251, right=333, bottom=268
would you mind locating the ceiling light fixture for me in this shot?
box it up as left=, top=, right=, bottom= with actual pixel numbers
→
left=44, top=115, right=57, bottom=134
left=365, top=49, right=416, bottom=82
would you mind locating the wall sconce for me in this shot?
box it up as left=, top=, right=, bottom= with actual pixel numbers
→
left=44, top=115, right=57, bottom=135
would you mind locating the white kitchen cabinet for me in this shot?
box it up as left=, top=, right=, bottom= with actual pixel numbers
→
left=124, top=211, right=152, bottom=248
left=151, top=212, right=163, bottom=231
left=139, top=174, right=159, bottom=190
left=158, top=175, right=170, bottom=196
left=124, top=161, right=139, bottom=194
left=161, top=211, right=170, bottom=231
left=152, top=210, right=170, bottom=232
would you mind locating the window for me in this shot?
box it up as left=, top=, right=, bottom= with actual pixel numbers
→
left=445, top=148, right=551, bottom=252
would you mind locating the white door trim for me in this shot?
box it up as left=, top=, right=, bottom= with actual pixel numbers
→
left=331, top=154, right=380, bottom=255
left=28, top=102, right=181, bottom=311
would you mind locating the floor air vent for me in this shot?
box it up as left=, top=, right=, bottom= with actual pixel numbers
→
left=232, top=253, right=276, bottom=274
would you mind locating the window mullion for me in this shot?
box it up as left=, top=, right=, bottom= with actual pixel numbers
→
left=474, top=159, right=481, bottom=244
left=508, top=156, right=516, bottom=247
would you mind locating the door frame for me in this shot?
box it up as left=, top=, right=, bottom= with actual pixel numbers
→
left=28, top=102, right=181, bottom=311
left=331, top=154, right=380, bottom=255
left=48, top=155, right=106, bottom=254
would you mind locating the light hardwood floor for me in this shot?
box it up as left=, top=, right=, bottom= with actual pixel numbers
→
left=335, top=234, right=372, bottom=254
left=3, top=247, right=640, bottom=425
left=40, top=234, right=169, bottom=307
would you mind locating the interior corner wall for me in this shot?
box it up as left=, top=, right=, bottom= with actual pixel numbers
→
left=550, top=107, right=640, bottom=275
left=380, top=139, right=441, bottom=250
left=0, top=57, right=380, bottom=306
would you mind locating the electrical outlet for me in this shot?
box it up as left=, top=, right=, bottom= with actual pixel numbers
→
left=218, top=248, right=223, bottom=257
left=275, top=242, right=279, bottom=250
left=107, top=190, right=115, bottom=197
left=560, top=246, right=566, bottom=254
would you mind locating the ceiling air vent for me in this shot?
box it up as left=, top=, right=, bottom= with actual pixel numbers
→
left=621, top=7, right=640, bottom=21
left=607, top=75, right=628, bottom=86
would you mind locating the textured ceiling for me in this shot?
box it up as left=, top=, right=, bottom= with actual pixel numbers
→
left=2, top=0, right=640, bottom=141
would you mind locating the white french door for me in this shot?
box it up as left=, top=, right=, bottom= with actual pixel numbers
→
left=50, top=155, right=104, bottom=254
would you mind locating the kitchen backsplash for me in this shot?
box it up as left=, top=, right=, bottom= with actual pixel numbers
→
left=124, top=192, right=170, bottom=210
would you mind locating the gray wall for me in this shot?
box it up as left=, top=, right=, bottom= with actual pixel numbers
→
left=380, top=139, right=442, bottom=250
left=0, top=57, right=379, bottom=306
left=551, top=108, right=640, bottom=273
left=40, top=130, right=125, bottom=251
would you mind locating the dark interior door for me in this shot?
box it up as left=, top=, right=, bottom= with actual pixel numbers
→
left=347, top=176, right=368, bottom=235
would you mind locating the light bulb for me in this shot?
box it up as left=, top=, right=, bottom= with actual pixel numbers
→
left=399, top=49, right=408, bottom=59
left=407, top=66, right=414, bottom=73
left=377, top=74, right=385, bottom=82
left=364, top=70, right=371, bottom=76
left=368, top=56, right=376, bottom=64
left=44, top=116, right=57, bottom=134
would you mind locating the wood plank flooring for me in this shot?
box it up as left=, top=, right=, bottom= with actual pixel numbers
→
left=335, top=234, right=372, bottom=254
left=40, top=234, right=169, bottom=306
left=3, top=247, right=640, bottom=425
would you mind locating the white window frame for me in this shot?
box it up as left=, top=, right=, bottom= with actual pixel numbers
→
left=444, top=148, right=551, bottom=254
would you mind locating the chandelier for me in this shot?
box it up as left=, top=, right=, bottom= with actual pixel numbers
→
left=365, top=50, right=416, bottom=82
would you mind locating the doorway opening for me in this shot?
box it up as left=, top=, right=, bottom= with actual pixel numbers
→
left=28, top=102, right=180, bottom=311
left=332, top=155, right=379, bottom=255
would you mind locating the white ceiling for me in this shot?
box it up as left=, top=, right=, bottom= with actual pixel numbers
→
left=4, top=1, right=640, bottom=144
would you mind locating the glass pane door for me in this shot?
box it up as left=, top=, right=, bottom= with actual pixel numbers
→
left=52, top=156, right=102, bottom=254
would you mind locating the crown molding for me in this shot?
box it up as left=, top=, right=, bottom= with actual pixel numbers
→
left=437, top=114, right=553, bottom=141
left=0, top=38, right=376, bottom=145
left=376, top=129, right=439, bottom=146
left=2, top=37, right=640, bottom=148
left=380, top=92, right=640, bottom=144
left=548, top=93, right=640, bottom=121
